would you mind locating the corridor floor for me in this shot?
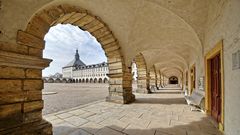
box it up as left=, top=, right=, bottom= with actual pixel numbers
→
left=43, top=91, right=222, bottom=135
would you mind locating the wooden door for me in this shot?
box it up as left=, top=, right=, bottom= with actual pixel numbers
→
left=190, top=65, right=196, bottom=94
left=210, top=54, right=221, bottom=122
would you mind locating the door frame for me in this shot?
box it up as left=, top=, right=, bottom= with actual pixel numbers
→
left=205, top=40, right=224, bottom=131
left=190, top=64, right=196, bottom=94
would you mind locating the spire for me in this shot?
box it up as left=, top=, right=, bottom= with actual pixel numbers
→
left=75, top=49, right=80, bottom=60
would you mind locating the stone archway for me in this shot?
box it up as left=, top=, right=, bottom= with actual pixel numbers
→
left=16, top=4, right=134, bottom=103
left=99, top=78, right=103, bottom=83
left=86, top=78, right=89, bottom=83
left=94, top=78, right=97, bottom=83
left=169, top=76, right=178, bottom=84
left=134, top=53, right=150, bottom=93
left=55, top=78, right=61, bottom=83
left=103, top=78, right=108, bottom=83
left=0, top=4, right=135, bottom=134
left=90, top=78, right=93, bottom=83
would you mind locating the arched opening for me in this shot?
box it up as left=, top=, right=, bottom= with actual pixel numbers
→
left=48, top=78, right=54, bottom=83
left=94, top=78, right=98, bottom=83
left=55, top=78, right=61, bottom=83
left=82, top=79, right=85, bottom=83
left=90, top=78, right=93, bottom=83
left=169, top=76, right=178, bottom=84
left=11, top=4, right=135, bottom=134
left=79, top=79, right=81, bottom=83
left=76, top=79, right=79, bottom=83
left=86, top=78, right=89, bottom=83
left=103, top=78, right=108, bottom=83
left=99, top=78, right=103, bottom=83
left=134, top=53, right=150, bottom=93
left=62, top=78, right=67, bottom=83
left=19, top=4, right=134, bottom=104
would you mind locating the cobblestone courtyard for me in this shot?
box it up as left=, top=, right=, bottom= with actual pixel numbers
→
left=43, top=83, right=109, bottom=114
left=43, top=87, right=222, bottom=135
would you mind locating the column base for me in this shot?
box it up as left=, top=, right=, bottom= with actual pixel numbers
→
left=0, top=119, right=52, bottom=135
left=106, top=93, right=135, bottom=104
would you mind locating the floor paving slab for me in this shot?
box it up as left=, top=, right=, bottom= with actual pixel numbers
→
left=44, top=91, right=222, bottom=135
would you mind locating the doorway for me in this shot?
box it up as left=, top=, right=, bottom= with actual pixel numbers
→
left=169, top=76, right=178, bottom=84
left=190, top=64, right=196, bottom=94
left=210, top=54, right=221, bottom=123
left=205, top=41, right=224, bottom=131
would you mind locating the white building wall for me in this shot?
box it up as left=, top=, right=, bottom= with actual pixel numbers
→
left=62, top=67, right=72, bottom=78
left=68, top=65, right=109, bottom=83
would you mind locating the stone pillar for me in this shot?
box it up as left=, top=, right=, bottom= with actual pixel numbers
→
left=149, top=67, right=157, bottom=91
left=106, top=58, right=135, bottom=104
left=159, top=72, right=163, bottom=88
left=135, top=54, right=150, bottom=94
left=0, top=42, right=52, bottom=134
left=156, top=70, right=161, bottom=90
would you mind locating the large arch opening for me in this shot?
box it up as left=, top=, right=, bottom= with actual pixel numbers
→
left=16, top=4, right=135, bottom=121
left=169, top=76, right=178, bottom=84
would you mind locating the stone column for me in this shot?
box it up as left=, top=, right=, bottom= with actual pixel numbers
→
left=0, top=42, right=52, bottom=134
left=156, top=70, right=161, bottom=90
left=106, top=58, right=135, bottom=104
left=135, top=54, right=150, bottom=94
left=149, top=67, right=157, bottom=91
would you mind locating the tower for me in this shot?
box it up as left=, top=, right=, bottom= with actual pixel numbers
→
left=75, top=49, right=80, bottom=60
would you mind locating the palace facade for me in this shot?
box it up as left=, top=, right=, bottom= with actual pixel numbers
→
left=62, top=50, right=109, bottom=83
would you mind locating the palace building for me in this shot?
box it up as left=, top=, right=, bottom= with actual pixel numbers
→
left=62, top=50, right=109, bottom=83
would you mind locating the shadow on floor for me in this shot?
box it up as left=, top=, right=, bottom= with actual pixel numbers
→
left=151, top=91, right=183, bottom=94
left=52, top=116, right=223, bottom=135
left=134, top=97, right=186, bottom=105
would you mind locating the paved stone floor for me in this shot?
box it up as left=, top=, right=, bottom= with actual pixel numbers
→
left=43, top=91, right=222, bottom=135
left=43, top=83, right=109, bottom=114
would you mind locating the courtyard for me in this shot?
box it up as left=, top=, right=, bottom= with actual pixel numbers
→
left=43, top=83, right=109, bottom=114
left=43, top=84, right=221, bottom=135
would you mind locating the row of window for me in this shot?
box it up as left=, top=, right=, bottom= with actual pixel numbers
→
left=75, top=67, right=108, bottom=72
left=73, top=73, right=107, bottom=77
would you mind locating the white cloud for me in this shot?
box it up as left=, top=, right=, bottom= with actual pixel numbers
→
left=43, top=24, right=107, bottom=76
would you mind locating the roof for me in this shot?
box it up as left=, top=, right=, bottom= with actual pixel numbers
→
left=63, top=49, right=86, bottom=68
left=63, top=59, right=86, bottom=68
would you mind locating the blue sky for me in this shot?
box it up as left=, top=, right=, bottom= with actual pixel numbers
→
left=43, top=24, right=107, bottom=76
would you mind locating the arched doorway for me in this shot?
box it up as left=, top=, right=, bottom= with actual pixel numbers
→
left=169, top=76, right=178, bottom=84
left=94, top=78, right=98, bottom=83
left=90, top=78, right=93, bottom=83
left=62, top=78, right=67, bottom=83
left=48, top=78, right=54, bottom=83
left=99, top=78, right=103, bottom=83
left=86, top=78, right=89, bottom=83
left=11, top=4, right=135, bottom=134
left=103, top=78, right=108, bottom=83
left=18, top=4, right=134, bottom=104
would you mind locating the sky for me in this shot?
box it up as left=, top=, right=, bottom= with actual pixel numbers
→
left=43, top=24, right=107, bottom=76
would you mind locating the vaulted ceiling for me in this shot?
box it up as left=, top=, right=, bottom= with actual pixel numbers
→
left=1, top=0, right=208, bottom=78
